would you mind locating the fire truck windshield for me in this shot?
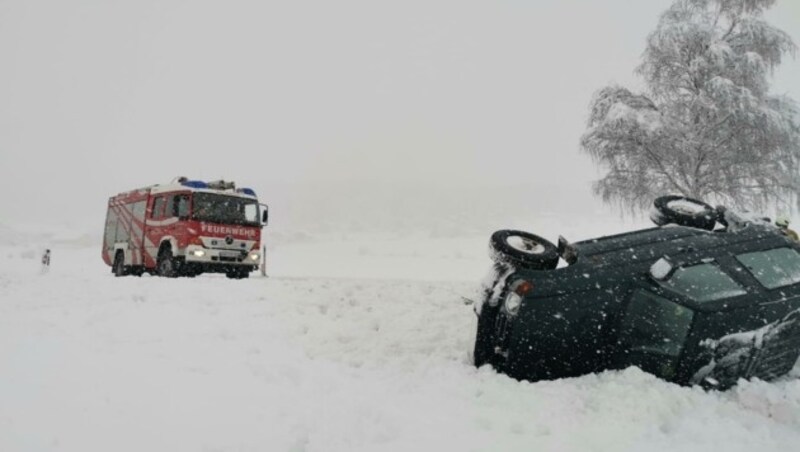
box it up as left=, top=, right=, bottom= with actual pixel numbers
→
left=192, top=193, right=259, bottom=226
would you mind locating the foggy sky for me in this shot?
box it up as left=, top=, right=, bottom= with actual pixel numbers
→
left=1, top=0, right=799, bottom=227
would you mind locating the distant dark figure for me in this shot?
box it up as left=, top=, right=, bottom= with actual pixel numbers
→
left=41, top=249, right=51, bottom=274
left=776, top=217, right=799, bottom=241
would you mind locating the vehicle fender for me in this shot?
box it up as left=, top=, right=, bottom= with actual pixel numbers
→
left=158, top=236, right=179, bottom=256
left=113, top=243, right=130, bottom=265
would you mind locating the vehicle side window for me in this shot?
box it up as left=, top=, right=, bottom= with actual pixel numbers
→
left=244, top=203, right=258, bottom=223
left=619, top=290, right=694, bottom=357
left=152, top=196, right=166, bottom=219
left=736, top=247, right=800, bottom=289
left=171, top=194, right=189, bottom=218
left=660, top=262, right=746, bottom=302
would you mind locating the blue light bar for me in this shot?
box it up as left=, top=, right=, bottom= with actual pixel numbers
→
left=181, top=180, right=208, bottom=189
left=238, top=187, right=257, bottom=196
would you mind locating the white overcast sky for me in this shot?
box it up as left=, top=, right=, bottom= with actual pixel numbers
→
left=1, top=0, right=799, bottom=224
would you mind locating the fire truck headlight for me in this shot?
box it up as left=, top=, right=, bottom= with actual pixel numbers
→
left=249, top=253, right=260, bottom=261
left=192, top=250, right=206, bottom=257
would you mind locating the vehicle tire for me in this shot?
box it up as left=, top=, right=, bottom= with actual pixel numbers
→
left=226, top=268, right=250, bottom=279
left=650, top=195, right=717, bottom=230
left=112, top=251, right=128, bottom=277
left=157, top=248, right=178, bottom=278
left=489, top=230, right=559, bottom=270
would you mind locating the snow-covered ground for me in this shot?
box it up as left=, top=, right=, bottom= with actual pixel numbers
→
left=2, top=214, right=800, bottom=451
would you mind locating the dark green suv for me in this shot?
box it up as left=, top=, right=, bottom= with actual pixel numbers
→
left=474, top=196, right=800, bottom=389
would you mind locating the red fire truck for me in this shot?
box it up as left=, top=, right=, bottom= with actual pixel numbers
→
left=102, top=177, right=268, bottom=279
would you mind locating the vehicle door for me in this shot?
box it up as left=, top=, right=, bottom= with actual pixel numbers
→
left=615, top=259, right=751, bottom=382
left=613, top=285, right=696, bottom=381
left=165, top=193, right=191, bottom=247
left=144, top=195, right=168, bottom=264
left=128, top=200, right=147, bottom=266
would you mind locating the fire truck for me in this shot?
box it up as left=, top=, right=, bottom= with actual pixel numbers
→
left=102, top=177, right=268, bottom=279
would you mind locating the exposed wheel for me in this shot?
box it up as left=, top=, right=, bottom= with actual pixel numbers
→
left=650, top=195, right=717, bottom=230
left=157, top=248, right=178, bottom=278
left=112, top=251, right=128, bottom=277
left=489, top=230, right=559, bottom=270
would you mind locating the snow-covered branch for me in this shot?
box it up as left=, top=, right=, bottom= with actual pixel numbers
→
left=581, top=0, right=800, bottom=211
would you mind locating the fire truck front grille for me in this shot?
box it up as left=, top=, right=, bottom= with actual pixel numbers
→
left=212, top=256, right=243, bottom=262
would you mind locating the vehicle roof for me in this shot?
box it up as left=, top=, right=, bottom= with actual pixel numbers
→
left=150, top=183, right=257, bottom=199
left=110, top=184, right=258, bottom=202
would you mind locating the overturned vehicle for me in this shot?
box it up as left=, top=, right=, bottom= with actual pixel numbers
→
left=474, top=196, right=800, bottom=389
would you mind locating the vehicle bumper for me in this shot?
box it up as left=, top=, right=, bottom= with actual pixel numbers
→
left=183, top=245, right=260, bottom=266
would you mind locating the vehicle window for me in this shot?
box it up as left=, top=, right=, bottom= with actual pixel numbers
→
left=152, top=196, right=166, bottom=219
left=736, top=248, right=800, bottom=289
left=192, top=193, right=259, bottom=226
left=244, top=203, right=258, bottom=224
left=172, top=194, right=189, bottom=218
left=619, top=290, right=694, bottom=357
left=660, top=262, right=746, bottom=302
left=104, top=209, right=118, bottom=246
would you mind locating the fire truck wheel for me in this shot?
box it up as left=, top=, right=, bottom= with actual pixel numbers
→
left=225, top=268, right=250, bottom=279
left=113, top=251, right=129, bottom=277
left=157, top=248, right=178, bottom=278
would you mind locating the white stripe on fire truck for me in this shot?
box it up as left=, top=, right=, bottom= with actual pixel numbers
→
left=145, top=217, right=179, bottom=227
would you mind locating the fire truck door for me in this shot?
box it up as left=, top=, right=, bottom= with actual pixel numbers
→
left=163, top=194, right=189, bottom=236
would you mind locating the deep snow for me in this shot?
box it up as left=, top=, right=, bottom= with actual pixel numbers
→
left=1, top=220, right=800, bottom=451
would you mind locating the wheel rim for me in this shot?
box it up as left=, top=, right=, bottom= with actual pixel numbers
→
left=159, top=257, right=172, bottom=275
left=506, top=235, right=545, bottom=254
left=667, top=199, right=707, bottom=215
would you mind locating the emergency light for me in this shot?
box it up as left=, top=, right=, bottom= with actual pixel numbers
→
left=207, top=180, right=236, bottom=190
left=181, top=180, right=208, bottom=189
left=176, top=177, right=254, bottom=195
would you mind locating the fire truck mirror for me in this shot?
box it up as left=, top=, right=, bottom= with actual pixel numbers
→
left=261, top=205, right=269, bottom=226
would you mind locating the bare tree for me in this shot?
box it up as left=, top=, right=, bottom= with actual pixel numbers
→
left=581, top=0, right=800, bottom=212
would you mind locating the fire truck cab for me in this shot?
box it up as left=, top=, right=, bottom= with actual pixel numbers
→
left=102, top=177, right=268, bottom=279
